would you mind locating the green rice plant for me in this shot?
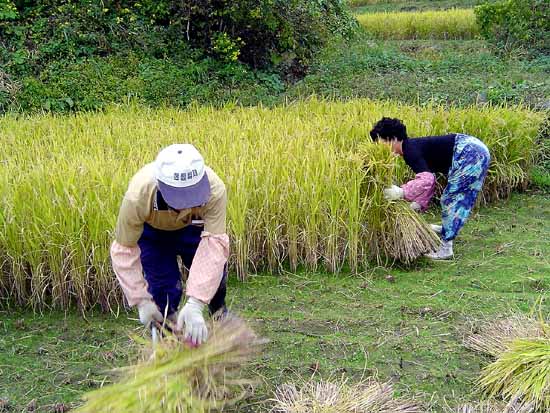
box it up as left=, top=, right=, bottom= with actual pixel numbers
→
left=0, top=99, right=544, bottom=309
left=479, top=338, right=550, bottom=412
left=75, top=317, right=263, bottom=413
left=357, top=142, right=440, bottom=264
left=356, top=8, right=479, bottom=39
left=272, top=376, right=421, bottom=412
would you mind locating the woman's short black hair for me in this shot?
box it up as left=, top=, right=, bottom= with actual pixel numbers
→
left=370, top=117, right=408, bottom=141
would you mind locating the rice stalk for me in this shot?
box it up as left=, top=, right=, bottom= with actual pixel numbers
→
left=0, top=99, right=544, bottom=310
left=479, top=338, right=550, bottom=411
left=271, top=377, right=421, bottom=413
left=454, top=398, right=535, bottom=413
left=74, top=317, right=264, bottom=413
left=464, top=314, right=547, bottom=358
left=357, top=142, right=440, bottom=264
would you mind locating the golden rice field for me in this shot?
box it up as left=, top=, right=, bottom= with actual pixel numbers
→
left=356, top=8, right=479, bottom=39
left=0, top=99, right=544, bottom=311
left=348, top=0, right=404, bottom=6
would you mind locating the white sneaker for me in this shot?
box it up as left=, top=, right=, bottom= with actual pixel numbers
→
left=430, top=224, right=442, bottom=234
left=425, top=240, right=453, bottom=260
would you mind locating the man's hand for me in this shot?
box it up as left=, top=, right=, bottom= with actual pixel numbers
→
left=137, top=299, right=163, bottom=327
left=177, top=297, right=208, bottom=346
left=383, top=185, right=404, bottom=201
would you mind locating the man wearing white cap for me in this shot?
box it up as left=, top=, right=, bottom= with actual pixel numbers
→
left=110, top=144, right=229, bottom=346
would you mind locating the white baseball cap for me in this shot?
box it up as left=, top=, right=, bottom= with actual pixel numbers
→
left=155, top=144, right=211, bottom=209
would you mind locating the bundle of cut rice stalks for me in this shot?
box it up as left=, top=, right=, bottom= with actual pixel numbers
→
left=454, top=398, right=534, bottom=413
left=271, top=377, right=421, bottom=413
left=75, top=317, right=264, bottom=413
left=464, top=312, right=550, bottom=411
left=357, top=142, right=440, bottom=264
left=464, top=314, right=547, bottom=357
left=479, top=338, right=550, bottom=412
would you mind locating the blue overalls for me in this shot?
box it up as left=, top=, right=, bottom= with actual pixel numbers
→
left=137, top=191, right=227, bottom=317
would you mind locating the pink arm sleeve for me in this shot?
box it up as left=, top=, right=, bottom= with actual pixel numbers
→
left=110, top=241, right=152, bottom=307
left=401, top=172, right=436, bottom=212
left=186, top=232, right=230, bottom=304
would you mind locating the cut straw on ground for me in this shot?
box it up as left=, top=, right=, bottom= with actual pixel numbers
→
left=479, top=338, right=550, bottom=412
left=271, top=377, right=420, bottom=413
left=464, top=314, right=547, bottom=357
left=464, top=313, right=550, bottom=412
left=454, top=399, right=535, bottom=413
left=74, top=317, right=265, bottom=413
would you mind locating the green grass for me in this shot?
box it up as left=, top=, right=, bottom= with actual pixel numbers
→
left=0, top=312, right=137, bottom=411
left=1, top=192, right=549, bottom=412
left=531, top=167, right=550, bottom=190
left=290, top=36, right=550, bottom=107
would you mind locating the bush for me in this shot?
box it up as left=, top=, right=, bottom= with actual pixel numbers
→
left=475, top=0, right=550, bottom=56
left=0, top=0, right=357, bottom=75
left=0, top=0, right=357, bottom=111
left=169, top=0, right=357, bottom=71
left=9, top=54, right=282, bottom=112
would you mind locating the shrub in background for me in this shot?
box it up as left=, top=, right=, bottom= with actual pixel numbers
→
left=475, top=0, right=549, bottom=56
left=0, top=0, right=357, bottom=112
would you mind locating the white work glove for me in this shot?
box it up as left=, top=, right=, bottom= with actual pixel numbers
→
left=410, top=201, right=421, bottom=211
left=383, top=185, right=404, bottom=201
left=137, top=299, right=163, bottom=327
left=177, top=297, right=208, bottom=346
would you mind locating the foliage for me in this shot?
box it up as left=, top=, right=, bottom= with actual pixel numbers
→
left=0, top=0, right=357, bottom=111
left=291, top=37, right=550, bottom=108
left=474, top=0, right=550, bottom=56
left=7, top=54, right=282, bottom=112
left=0, top=0, right=18, bottom=20
left=0, top=0, right=357, bottom=81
